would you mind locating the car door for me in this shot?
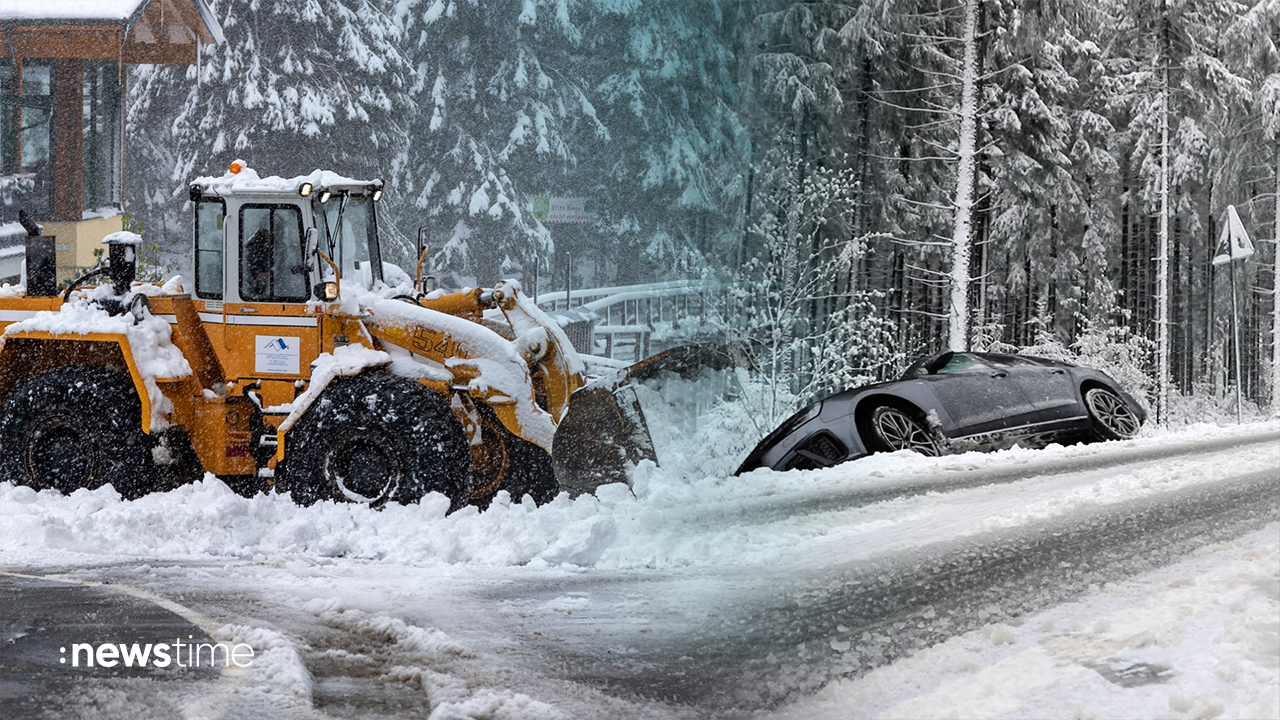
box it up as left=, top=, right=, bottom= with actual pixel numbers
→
left=987, top=354, right=1082, bottom=423
left=921, top=353, right=1040, bottom=436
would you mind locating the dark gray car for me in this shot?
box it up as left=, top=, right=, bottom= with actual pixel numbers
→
left=736, top=351, right=1146, bottom=474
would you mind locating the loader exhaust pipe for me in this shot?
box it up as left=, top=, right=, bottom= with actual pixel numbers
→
left=103, top=231, right=142, bottom=294
left=18, top=209, right=57, bottom=297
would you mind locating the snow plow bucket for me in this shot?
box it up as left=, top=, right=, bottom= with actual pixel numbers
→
left=551, top=344, right=755, bottom=496
left=552, top=383, right=657, bottom=497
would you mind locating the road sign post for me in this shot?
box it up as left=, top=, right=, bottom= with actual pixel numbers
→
left=1212, top=205, right=1256, bottom=424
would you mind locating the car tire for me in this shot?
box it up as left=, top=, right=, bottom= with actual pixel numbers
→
left=1084, top=388, right=1140, bottom=441
left=282, top=372, right=472, bottom=510
left=869, top=405, right=940, bottom=456
left=0, top=365, right=156, bottom=498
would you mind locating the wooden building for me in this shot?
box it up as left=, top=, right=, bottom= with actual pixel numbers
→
left=1, top=0, right=222, bottom=283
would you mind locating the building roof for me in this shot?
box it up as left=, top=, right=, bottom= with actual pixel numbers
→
left=1, top=0, right=224, bottom=59
left=1, top=1, right=150, bottom=23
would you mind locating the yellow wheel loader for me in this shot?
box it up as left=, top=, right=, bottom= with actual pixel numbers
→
left=0, top=164, right=656, bottom=509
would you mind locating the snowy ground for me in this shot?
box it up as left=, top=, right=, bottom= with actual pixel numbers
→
left=1, top=420, right=1277, bottom=719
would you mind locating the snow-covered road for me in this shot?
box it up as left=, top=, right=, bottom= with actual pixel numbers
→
left=2, top=421, right=1277, bottom=719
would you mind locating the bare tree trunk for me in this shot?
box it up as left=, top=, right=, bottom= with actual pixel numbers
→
left=948, top=0, right=981, bottom=352
left=1155, top=5, right=1172, bottom=424
left=1272, top=142, right=1280, bottom=415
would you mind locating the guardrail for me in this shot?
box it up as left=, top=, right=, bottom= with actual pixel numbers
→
left=537, top=280, right=743, bottom=362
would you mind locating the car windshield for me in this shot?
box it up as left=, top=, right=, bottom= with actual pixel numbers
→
left=312, top=194, right=382, bottom=289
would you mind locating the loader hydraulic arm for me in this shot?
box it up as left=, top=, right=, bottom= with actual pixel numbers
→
left=414, top=282, right=582, bottom=423
left=487, top=281, right=582, bottom=423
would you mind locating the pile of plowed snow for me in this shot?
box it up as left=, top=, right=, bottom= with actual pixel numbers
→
left=3, top=420, right=1275, bottom=573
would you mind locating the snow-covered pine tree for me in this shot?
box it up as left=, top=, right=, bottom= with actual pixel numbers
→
left=394, top=0, right=749, bottom=289
left=838, top=0, right=968, bottom=357
left=980, top=2, right=1122, bottom=351
left=393, top=0, right=590, bottom=287
left=128, top=0, right=415, bottom=273
left=740, top=0, right=853, bottom=280
left=739, top=154, right=898, bottom=426
left=1220, top=0, right=1280, bottom=412
left=1106, top=0, right=1256, bottom=421
left=582, top=0, right=751, bottom=285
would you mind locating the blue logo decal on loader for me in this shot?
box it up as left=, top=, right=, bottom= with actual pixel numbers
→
left=256, top=335, right=300, bottom=374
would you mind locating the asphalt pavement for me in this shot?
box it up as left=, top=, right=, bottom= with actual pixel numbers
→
left=0, top=574, right=219, bottom=719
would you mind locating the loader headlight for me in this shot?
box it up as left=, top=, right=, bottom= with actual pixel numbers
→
left=299, top=182, right=313, bottom=197
left=319, top=189, right=332, bottom=203
left=372, top=188, right=383, bottom=202
left=314, top=281, right=339, bottom=301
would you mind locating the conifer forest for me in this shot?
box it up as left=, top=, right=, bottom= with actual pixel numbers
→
left=126, top=0, right=1280, bottom=422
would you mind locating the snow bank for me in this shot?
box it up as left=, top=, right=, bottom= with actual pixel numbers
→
left=3, top=421, right=1275, bottom=574
left=0, top=477, right=627, bottom=569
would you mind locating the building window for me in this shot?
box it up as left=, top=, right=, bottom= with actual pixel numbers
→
left=0, top=59, right=55, bottom=219
left=83, top=62, right=122, bottom=211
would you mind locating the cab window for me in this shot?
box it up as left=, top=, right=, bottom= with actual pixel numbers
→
left=195, top=198, right=225, bottom=299
left=239, top=204, right=307, bottom=302
left=312, top=195, right=382, bottom=288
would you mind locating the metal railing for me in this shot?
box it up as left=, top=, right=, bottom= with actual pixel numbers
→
left=537, top=280, right=744, bottom=363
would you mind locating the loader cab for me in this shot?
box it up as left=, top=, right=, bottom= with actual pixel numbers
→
left=192, top=190, right=310, bottom=305
left=188, top=166, right=387, bottom=407
left=191, top=167, right=387, bottom=300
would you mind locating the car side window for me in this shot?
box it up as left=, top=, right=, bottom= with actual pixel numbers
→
left=934, top=353, right=985, bottom=374
left=982, top=354, right=1032, bottom=368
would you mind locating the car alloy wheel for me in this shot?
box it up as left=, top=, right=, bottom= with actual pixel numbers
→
left=1084, top=388, right=1140, bottom=440
left=871, top=406, right=939, bottom=456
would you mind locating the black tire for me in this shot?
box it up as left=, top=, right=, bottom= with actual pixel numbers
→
left=469, top=404, right=558, bottom=508
left=153, top=429, right=204, bottom=492
left=868, top=405, right=940, bottom=456
left=1084, top=387, right=1141, bottom=441
left=503, top=435, right=558, bottom=506
left=0, top=365, right=156, bottom=498
left=282, top=372, right=472, bottom=510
